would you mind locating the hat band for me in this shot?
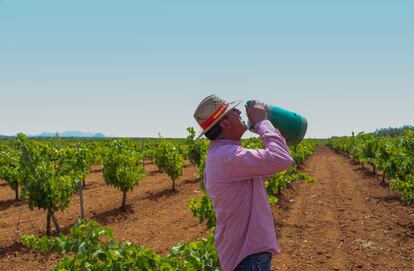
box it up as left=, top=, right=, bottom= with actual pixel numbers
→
left=200, top=103, right=229, bottom=129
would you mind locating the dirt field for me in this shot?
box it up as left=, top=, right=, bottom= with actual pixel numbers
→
left=272, top=145, right=414, bottom=271
left=1, top=145, right=413, bottom=270
left=0, top=161, right=209, bottom=270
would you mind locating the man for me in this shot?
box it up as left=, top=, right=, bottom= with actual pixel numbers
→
left=193, top=95, right=293, bottom=271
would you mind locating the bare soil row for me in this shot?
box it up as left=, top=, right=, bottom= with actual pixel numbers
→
left=272, top=145, right=414, bottom=271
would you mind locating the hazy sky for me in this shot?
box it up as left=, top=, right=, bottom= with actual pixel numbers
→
left=1, top=1, right=413, bottom=138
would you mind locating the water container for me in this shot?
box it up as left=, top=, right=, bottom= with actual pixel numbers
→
left=246, top=100, right=308, bottom=145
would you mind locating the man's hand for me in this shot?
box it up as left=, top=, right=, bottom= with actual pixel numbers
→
left=245, top=100, right=268, bottom=126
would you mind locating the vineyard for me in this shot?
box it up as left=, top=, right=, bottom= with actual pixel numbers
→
left=327, top=131, right=414, bottom=204
left=0, top=131, right=318, bottom=270
left=0, top=130, right=413, bottom=270
left=0, top=131, right=414, bottom=270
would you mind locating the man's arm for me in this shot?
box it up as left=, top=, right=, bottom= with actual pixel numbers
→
left=222, top=119, right=293, bottom=179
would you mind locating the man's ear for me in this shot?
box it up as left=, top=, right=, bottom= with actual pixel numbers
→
left=219, top=118, right=229, bottom=130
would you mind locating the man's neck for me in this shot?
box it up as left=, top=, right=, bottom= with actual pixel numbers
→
left=216, top=134, right=241, bottom=142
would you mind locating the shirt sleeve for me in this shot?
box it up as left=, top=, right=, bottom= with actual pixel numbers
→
left=222, top=120, right=294, bottom=180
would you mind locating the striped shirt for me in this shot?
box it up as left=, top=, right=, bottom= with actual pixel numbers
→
left=205, top=120, right=293, bottom=271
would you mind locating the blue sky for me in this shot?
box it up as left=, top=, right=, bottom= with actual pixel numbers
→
left=1, top=1, right=413, bottom=138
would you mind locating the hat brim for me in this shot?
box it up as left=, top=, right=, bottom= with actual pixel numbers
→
left=196, top=100, right=242, bottom=139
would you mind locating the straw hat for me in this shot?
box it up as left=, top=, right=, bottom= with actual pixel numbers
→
left=194, top=95, right=241, bottom=139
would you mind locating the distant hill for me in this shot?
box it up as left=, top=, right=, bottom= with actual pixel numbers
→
left=33, top=131, right=106, bottom=138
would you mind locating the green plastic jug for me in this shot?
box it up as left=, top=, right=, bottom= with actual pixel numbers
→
left=246, top=100, right=308, bottom=145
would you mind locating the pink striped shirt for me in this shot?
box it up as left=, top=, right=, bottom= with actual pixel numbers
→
left=205, top=120, right=293, bottom=271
